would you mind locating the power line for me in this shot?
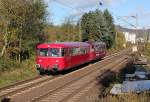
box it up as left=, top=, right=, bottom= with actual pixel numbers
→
left=117, top=17, right=136, bottom=28
left=52, top=0, right=84, bottom=13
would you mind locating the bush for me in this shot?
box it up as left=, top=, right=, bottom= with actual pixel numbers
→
left=0, top=58, right=20, bottom=73
left=143, top=43, right=150, bottom=57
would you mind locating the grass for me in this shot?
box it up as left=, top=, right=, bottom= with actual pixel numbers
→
left=0, top=56, right=38, bottom=88
left=107, top=47, right=120, bottom=55
left=98, top=93, right=150, bottom=102
left=83, top=85, right=150, bottom=102
left=143, top=43, right=150, bottom=57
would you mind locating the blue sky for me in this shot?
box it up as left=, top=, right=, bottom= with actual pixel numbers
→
left=45, top=0, right=150, bottom=29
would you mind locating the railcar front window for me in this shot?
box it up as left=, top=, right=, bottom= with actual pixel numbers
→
left=50, top=48, right=60, bottom=57
left=39, top=48, right=48, bottom=56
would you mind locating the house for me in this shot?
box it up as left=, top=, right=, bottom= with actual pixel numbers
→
left=123, top=32, right=136, bottom=44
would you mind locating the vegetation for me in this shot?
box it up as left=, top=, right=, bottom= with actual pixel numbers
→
left=107, top=31, right=126, bottom=55
left=0, top=0, right=46, bottom=86
left=143, top=43, right=150, bottom=57
left=103, top=9, right=115, bottom=39
left=44, top=17, right=80, bottom=42
left=115, top=31, right=126, bottom=49
left=0, top=0, right=47, bottom=61
left=0, top=56, right=37, bottom=87
left=81, top=9, right=115, bottom=48
left=98, top=93, right=150, bottom=102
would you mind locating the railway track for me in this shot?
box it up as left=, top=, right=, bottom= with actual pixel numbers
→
left=0, top=75, right=43, bottom=91
left=0, top=49, right=132, bottom=102
left=67, top=57, right=132, bottom=102
left=32, top=56, right=132, bottom=102
left=0, top=75, right=62, bottom=101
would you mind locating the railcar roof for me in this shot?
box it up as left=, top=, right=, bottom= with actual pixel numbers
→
left=37, top=42, right=90, bottom=48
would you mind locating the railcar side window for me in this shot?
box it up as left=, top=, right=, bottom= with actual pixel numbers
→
left=39, top=48, right=49, bottom=56
left=71, top=47, right=89, bottom=55
left=81, top=48, right=86, bottom=54
left=50, top=48, right=60, bottom=57
left=72, top=48, right=77, bottom=55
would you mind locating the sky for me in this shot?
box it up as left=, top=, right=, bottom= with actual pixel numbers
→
left=45, top=0, right=150, bottom=29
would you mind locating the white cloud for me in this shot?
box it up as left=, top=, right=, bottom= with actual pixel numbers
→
left=128, top=6, right=150, bottom=28
left=102, top=0, right=127, bottom=5
left=70, top=10, right=84, bottom=17
left=52, top=0, right=127, bottom=17
left=53, top=0, right=127, bottom=9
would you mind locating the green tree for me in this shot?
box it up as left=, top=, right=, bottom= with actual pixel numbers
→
left=103, top=9, right=115, bottom=43
left=81, top=9, right=107, bottom=41
left=0, top=0, right=47, bottom=62
left=143, top=43, right=150, bottom=57
left=116, top=32, right=126, bottom=49
left=81, top=9, right=115, bottom=48
left=60, top=17, right=79, bottom=41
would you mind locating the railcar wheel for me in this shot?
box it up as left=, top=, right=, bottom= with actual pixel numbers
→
left=39, top=70, right=45, bottom=75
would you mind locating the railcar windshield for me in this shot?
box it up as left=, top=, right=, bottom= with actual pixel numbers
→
left=38, top=48, right=49, bottom=56
left=49, top=48, right=60, bottom=57
left=38, top=48, right=61, bottom=57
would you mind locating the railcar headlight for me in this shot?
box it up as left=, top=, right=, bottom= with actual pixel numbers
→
left=36, top=64, right=40, bottom=68
left=56, top=60, right=59, bottom=62
left=38, top=59, right=42, bottom=62
left=54, top=64, right=58, bottom=68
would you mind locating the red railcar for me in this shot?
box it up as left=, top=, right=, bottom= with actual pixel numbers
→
left=36, top=42, right=106, bottom=74
left=87, top=42, right=106, bottom=61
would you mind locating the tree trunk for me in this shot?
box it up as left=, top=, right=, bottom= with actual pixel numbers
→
left=0, top=44, right=7, bottom=57
left=18, top=35, right=22, bottom=63
left=0, top=33, right=8, bottom=57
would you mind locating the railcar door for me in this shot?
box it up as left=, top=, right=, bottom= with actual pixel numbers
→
left=61, top=48, right=71, bottom=69
left=66, top=48, right=71, bottom=69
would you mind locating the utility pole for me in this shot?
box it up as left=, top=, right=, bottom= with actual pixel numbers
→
left=135, top=14, right=138, bottom=44
left=79, top=19, right=82, bottom=41
left=115, top=31, right=117, bottom=49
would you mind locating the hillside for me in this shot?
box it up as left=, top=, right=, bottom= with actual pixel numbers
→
left=116, top=25, right=150, bottom=38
